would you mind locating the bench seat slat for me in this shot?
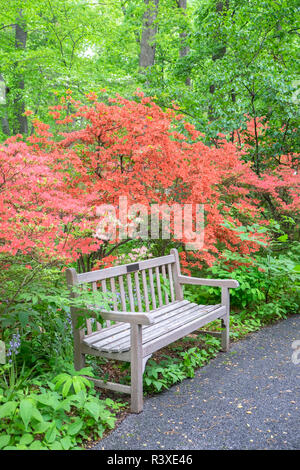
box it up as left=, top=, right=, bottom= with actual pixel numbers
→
left=86, top=301, right=194, bottom=350
left=143, top=305, right=226, bottom=357
left=83, top=302, right=224, bottom=354
left=83, top=300, right=188, bottom=346
left=83, top=300, right=189, bottom=346
left=105, top=304, right=221, bottom=353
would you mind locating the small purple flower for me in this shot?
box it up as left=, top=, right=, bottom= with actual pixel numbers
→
left=7, top=332, right=21, bottom=358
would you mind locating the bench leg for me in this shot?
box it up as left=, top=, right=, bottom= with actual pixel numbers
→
left=221, top=287, right=230, bottom=352
left=74, top=350, right=85, bottom=370
left=130, top=325, right=143, bottom=413
left=221, top=316, right=230, bottom=352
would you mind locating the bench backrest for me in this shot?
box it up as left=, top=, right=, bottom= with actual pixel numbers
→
left=66, top=248, right=183, bottom=335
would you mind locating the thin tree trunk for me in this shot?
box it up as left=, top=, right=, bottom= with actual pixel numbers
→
left=0, top=73, right=10, bottom=135
left=177, top=0, right=191, bottom=86
left=208, top=1, right=228, bottom=119
left=139, top=0, right=159, bottom=70
left=13, top=12, right=28, bottom=135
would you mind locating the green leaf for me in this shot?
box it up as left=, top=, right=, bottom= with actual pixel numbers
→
left=72, top=376, right=84, bottom=394
left=49, top=441, right=63, bottom=450
left=277, top=234, right=288, bottom=242
left=45, top=423, right=58, bottom=443
left=19, top=399, right=35, bottom=430
left=19, top=433, right=34, bottom=445
left=67, top=418, right=83, bottom=436
left=32, top=421, right=51, bottom=434
left=61, top=435, right=73, bottom=450
left=62, top=377, right=72, bottom=397
left=84, top=400, right=104, bottom=421
left=32, top=407, right=44, bottom=423
left=0, top=401, right=17, bottom=419
left=0, top=435, right=10, bottom=449
left=29, top=440, right=46, bottom=450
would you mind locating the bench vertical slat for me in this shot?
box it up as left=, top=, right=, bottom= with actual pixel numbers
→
left=155, top=266, right=163, bottom=307
left=167, top=263, right=175, bottom=302
left=101, top=279, right=110, bottom=328
left=141, top=270, right=150, bottom=311
left=86, top=282, right=97, bottom=334
left=161, top=264, right=169, bottom=304
left=170, top=248, right=184, bottom=301
left=148, top=268, right=157, bottom=310
left=127, top=273, right=135, bottom=311
left=118, top=275, right=127, bottom=311
left=134, top=271, right=143, bottom=311
left=110, top=277, right=118, bottom=311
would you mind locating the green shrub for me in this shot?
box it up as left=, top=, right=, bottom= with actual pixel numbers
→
left=0, top=367, right=124, bottom=450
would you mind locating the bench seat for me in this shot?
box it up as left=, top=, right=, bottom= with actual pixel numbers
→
left=83, top=300, right=225, bottom=354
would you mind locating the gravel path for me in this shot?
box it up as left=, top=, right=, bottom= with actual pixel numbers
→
left=93, top=316, right=300, bottom=450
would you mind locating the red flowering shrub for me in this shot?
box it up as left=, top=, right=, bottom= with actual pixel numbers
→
left=0, top=93, right=298, bottom=273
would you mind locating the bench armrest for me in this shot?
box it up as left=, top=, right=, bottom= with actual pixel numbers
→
left=178, top=275, right=239, bottom=289
left=87, top=306, right=155, bottom=325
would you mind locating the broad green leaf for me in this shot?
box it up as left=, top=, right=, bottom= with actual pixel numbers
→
left=37, top=393, right=60, bottom=410
left=61, top=435, right=73, bottom=450
left=32, top=421, right=51, bottom=434
left=45, top=423, right=58, bottom=443
left=19, top=399, right=35, bottom=430
left=84, top=401, right=103, bottom=421
left=19, top=433, right=34, bottom=445
left=67, top=418, right=83, bottom=436
left=72, top=376, right=84, bottom=394
left=49, top=441, right=63, bottom=450
left=29, top=440, right=46, bottom=450
left=0, top=401, right=17, bottom=419
left=0, top=435, right=10, bottom=449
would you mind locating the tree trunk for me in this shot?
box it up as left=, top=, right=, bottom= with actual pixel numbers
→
left=208, top=1, right=228, bottom=119
left=139, top=0, right=159, bottom=70
left=177, top=0, right=191, bottom=86
left=0, top=73, right=10, bottom=135
left=13, top=12, right=28, bottom=135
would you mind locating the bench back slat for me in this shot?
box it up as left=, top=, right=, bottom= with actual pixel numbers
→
left=161, top=264, right=169, bottom=305
left=148, top=268, right=156, bottom=310
left=118, top=275, right=127, bottom=311
left=126, top=273, right=135, bottom=311
left=141, top=269, right=150, bottom=311
left=155, top=266, right=163, bottom=307
left=134, top=271, right=143, bottom=311
left=109, top=277, right=116, bottom=309
left=167, top=263, right=175, bottom=302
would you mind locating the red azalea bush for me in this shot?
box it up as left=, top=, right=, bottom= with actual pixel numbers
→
left=0, top=92, right=299, bottom=274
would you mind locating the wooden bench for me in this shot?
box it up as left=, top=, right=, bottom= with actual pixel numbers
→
left=66, top=248, right=239, bottom=413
